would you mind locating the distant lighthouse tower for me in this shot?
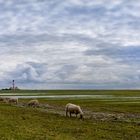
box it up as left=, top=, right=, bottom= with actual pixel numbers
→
left=12, top=80, right=15, bottom=91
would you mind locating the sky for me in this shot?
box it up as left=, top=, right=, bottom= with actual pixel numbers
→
left=0, top=0, right=140, bottom=89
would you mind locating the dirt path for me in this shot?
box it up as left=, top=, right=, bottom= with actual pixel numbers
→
left=16, top=103, right=140, bottom=124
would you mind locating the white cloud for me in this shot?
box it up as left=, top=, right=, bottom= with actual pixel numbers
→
left=0, top=0, right=140, bottom=89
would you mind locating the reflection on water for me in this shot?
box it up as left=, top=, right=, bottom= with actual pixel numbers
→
left=0, top=94, right=140, bottom=99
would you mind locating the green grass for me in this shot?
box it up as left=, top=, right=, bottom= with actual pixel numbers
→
left=35, top=98, right=140, bottom=113
left=0, top=90, right=140, bottom=139
left=0, top=89, right=140, bottom=96
left=0, top=103, right=139, bottom=140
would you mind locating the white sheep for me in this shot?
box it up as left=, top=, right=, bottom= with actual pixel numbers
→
left=28, top=99, right=39, bottom=107
left=65, top=103, right=84, bottom=119
left=3, top=97, right=10, bottom=103
left=8, top=98, right=18, bottom=104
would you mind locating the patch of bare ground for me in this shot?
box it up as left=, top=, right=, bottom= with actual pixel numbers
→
left=85, top=110, right=140, bottom=123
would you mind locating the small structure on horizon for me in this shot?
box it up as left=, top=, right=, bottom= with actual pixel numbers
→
left=9, top=80, right=19, bottom=91
left=12, top=80, right=15, bottom=91
left=1, top=80, right=20, bottom=91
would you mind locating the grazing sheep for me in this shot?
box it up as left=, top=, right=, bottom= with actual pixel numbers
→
left=0, top=97, right=9, bottom=102
left=3, top=97, right=10, bottom=103
left=65, top=103, right=84, bottom=119
left=28, top=99, right=39, bottom=107
left=8, top=98, right=18, bottom=104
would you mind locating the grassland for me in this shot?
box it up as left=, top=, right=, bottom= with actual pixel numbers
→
left=1, top=89, right=140, bottom=96
left=0, top=90, right=140, bottom=140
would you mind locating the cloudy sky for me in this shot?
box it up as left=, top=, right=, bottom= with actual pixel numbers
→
left=0, top=0, right=140, bottom=89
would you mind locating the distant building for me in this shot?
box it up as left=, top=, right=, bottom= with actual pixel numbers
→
left=1, top=80, right=20, bottom=91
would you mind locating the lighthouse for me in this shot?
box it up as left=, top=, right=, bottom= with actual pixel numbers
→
left=12, top=80, right=15, bottom=91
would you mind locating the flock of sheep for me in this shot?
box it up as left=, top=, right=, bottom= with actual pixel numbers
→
left=0, top=97, right=84, bottom=119
left=0, top=97, right=18, bottom=104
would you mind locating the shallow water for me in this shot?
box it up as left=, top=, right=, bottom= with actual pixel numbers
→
left=1, top=95, right=111, bottom=99
left=1, top=94, right=140, bottom=100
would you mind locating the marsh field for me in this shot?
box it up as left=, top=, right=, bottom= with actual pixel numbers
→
left=0, top=90, right=140, bottom=140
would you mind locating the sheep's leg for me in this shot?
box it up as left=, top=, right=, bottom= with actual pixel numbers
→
left=66, top=111, right=68, bottom=117
left=70, top=112, right=72, bottom=118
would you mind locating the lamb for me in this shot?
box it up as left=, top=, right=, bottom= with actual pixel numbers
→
left=27, top=99, right=39, bottom=107
left=65, top=103, right=84, bottom=119
left=8, top=98, right=18, bottom=104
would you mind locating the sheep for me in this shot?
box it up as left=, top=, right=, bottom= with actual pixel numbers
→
left=65, top=103, right=84, bottom=119
left=8, top=98, right=18, bottom=104
left=3, top=97, right=10, bottom=103
left=27, top=99, right=39, bottom=107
